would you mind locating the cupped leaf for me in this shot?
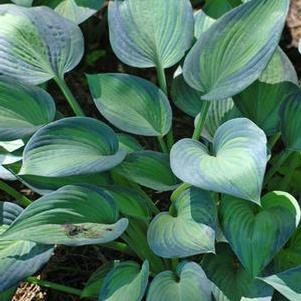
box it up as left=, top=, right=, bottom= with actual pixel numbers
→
left=0, top=185, right=128, bottom=246
left=147, top=187, right=216, bottom=258
left=170, top=118, right=268, bottom=204
left=19, top=117, right=126, bottom=177
left=259, top=266, right=301, bottom=301
left=202, top=243, right=274, bottom=301
left=147, top=262, right=212, bottom=301
left=108, top=0, right=194, bottom=68
left=88, top=74, right=172, bottom=137
left=220, top=191, right=301, bottom=277
left=0, top=76, right=56, bottom=141
left=0, top=240, right=53, bottom=291
left=234, top=48, right=299, bottom=136
left=113, top=151, right=179, bottom=191
left=183, top=0, right=290, bottom=100
left=0, top=202, right=23, bottom=226
left=0, top=201, right=53, bottom=292
left=99, top=261, right=149, bottom=301
left=280, top=91, right=301, bottom=151
left=0, top=4, right=84, bottom=84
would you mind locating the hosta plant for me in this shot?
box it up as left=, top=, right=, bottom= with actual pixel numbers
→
left=0, top=0, right=301, bottom=300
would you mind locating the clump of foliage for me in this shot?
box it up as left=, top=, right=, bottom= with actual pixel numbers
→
left=0, top=0, right=301, bottom=300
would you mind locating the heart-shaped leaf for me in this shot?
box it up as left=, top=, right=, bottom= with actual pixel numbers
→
left=87, top=73, right=172, bottom=137
left=0, top=201, right=53, bottom=291
left=0, top=76, right=56, bottom=141
left=113, top=151, right=179, bottom=192
left=19, top=117, right=126, bottom=177
left=202, top=243, right=274, bottom=301
left=99, top=261, right=149, bottom=301
left=183, top=0, right=289, bottom=100
left=234, top=48, right=299, bottom=136
left=0, top=185, right=128, bottom=246
left=259, top=266, right=301, bottom=301
left=170, top=118, right=268, bottom=204
left=147, top=262, right=212, bottom=301
left=108, top=0, right=194, bottom=69
left=220, top=191, right=301, bottom=277
left=147, top=187, right=216, bottom=258
left=0, top=4, right=84, bottom=84
left=280, top=91, right=301, bottom=151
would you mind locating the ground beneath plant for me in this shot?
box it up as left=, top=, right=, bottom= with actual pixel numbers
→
left=7, top=1, right=301, bottom=300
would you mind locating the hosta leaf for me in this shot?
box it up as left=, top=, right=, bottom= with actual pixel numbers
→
left=275, top=226, right=301, bottom=272
left=0, top=76, right=56, bottom=141
left=259, top=266, right=301, bottom=301
left=0, top=201, right=53, bottom=291
left=113, top=151, right=179, bottom=191
left=194, top=10, right=216, bottom=39
left=16, top=172, right=112, bottom=195
left=147, top=262, right=212, bottom=301
left=220, top=191, right=301, bottom=277
left=0, top=185, right=128, bottom=246
left=0, top=202, right=23, bottom=226
left=147, top=187, right=216, bottom=258
left=0, top=239, right=53, bottom=291
left=171, top=71, right=235, bottom=118
left=0, top=4, right=84, bottom=84
left=99, top=261, right=149, bottom=301
left=202, top=243, right=274, bottom=301
left=234, top=48, right=299, bottom=136
left=280, top=91, right=301, bottom=151
left=0, top=287, right=17, bottom=301
left=171, top=70, right=239, bottom=141
left=55, top=0, right=104, bottom=25
left=88, top=74, right=172, bottom=137
left=118, top=134, right=143, bottom=154
left=183, top=0, right=289, bottom=100
left=108, top=0, right=194, bottom=68
left=11, top=0, right=32, bottom=6
left=103, top=186, right=151, bottom=221
left=81, top=262, right=114, bottom=299
left=19, top=117, right=126, bottom=177
left=202, top=0, right=232, bottom=19
left=170, top=118, right=268, bottom=204
left=194, top=100, right=240, bottom=142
